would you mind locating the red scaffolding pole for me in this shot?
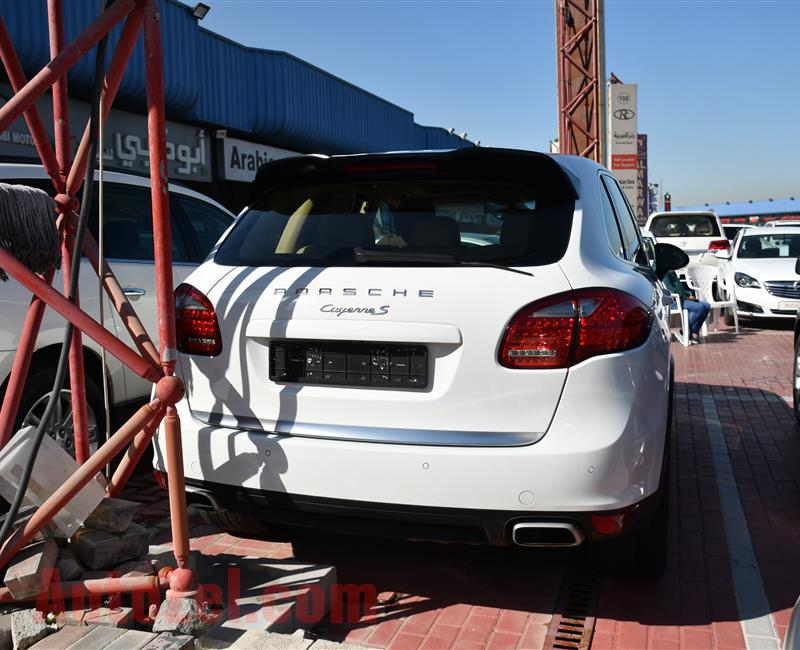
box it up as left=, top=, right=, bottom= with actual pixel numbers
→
left=0, top=0, right=197, bottom=604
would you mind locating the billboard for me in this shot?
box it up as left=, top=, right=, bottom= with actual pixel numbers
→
left=637, top=134, right=648, bottom=225
left=608, top=83, right=638, bottom=211
left=0, top=85, right=211, bottom=182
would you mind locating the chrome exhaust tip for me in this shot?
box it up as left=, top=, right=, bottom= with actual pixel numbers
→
left=185, top=485, right=222, bottom=511
left=511, top=522, right=585, bottom=547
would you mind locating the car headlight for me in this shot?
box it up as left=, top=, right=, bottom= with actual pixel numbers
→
left=734, top=272, right=761, bottom=289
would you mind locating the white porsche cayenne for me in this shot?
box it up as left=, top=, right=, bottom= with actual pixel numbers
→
left=152, top=148, right=687, bottom=577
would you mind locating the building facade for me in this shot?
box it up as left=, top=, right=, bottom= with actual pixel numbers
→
left=0, top=0, right=473, bottom=211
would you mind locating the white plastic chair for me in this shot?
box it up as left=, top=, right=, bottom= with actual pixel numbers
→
left=684, top=264, right=739, bottom=337
left=669, top=293, right=691, bottom=346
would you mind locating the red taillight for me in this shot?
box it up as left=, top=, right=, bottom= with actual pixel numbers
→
left=175, top=283, right=222, bottom=356
left=499, top=288, right=652, bottom=369
left=708, top=239, right=730, bottom=251
left=153, top=470, right=168, bottom=490
left=590, top=504, right=639, bottom=535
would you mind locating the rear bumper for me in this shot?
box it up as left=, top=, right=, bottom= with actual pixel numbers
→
left=153, top=332, right=671, bottom=528
left=180, top=477, right=662, bottom=546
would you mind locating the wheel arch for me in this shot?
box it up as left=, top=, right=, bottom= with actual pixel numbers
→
left=0, top=343, right=114, bottom=406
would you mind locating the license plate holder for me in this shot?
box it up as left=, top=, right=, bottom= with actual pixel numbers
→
left=779, top=301, right=800, bottom=311
left=270, top=340, right=428, bottom=389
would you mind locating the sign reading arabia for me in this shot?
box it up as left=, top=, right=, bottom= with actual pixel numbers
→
left=221, top=137, right=299, bottom=182
left=637, top=134, right=648, bottom=225
left=608, top=83, right=638, bottom=210
left=0, top=85, right=211, bottom=182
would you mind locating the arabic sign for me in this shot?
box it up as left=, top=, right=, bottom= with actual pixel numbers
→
left=0, top=85, right=211, bottom=182
left=608, top=83, right=638, bottom=210
left=637, top=134, right=648, bottom=225
left=220, top=137, right=299, bottom=182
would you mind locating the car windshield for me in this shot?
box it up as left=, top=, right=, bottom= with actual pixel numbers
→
left=650, top=215, right=721, bottom=238
left=215, top=179, right=574, bottom=268
left=738, top=234, right=800, bottom=259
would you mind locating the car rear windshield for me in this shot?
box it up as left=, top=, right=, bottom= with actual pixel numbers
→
left=650, top=215, right=721, bottom=238
left=215, top=179, right=574, bottom=268
left=738, top=234, right=800, bottom=259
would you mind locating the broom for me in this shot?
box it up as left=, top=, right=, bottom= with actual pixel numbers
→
left=0, top=183, right=60, bottom=281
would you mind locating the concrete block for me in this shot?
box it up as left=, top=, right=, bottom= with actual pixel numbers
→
left=27, top=624, right=92, bottom=648
left=142, top=634, right=193, bottom=650
left=101, top=630, right=157, bottom=650
left=56, top=607, right=133, bottom=628
left=230, top=630, right=313, bottom=649
left=0, top=613, right=11, bottom=650
left=10, top=610, right=48, bottom=650
left=61, top=625, right=125, bottom=649
left=54, top=550, right=83, bottom=583
left=84, top=498, right=140, bottom=534
left=5, top=539, right=58, bottom=600
left=152, top=599, right=214, bottom=637
left=70, top=524, right=148, bottom=570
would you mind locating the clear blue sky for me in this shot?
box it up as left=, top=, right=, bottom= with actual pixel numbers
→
left=189, top=0, right=800, bottom=206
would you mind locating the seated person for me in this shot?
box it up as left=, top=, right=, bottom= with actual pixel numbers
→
left=662, top=270, right=710, bottom=343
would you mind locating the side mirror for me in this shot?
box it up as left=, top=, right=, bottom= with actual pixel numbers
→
left=654, top=243, right=690, bottom=280
left=714, top=249, right=732, bottom=260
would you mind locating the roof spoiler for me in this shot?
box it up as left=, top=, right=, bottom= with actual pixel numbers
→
left=249, top=148, right=579, bottom=207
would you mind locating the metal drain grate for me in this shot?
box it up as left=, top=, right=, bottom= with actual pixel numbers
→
left=544, top=567, right=602, bottom=650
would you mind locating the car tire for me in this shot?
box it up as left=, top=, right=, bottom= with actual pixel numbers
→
left=794, top=337, right=800, bottom=427
left=724, top=311, right=736, bottom=327
left=16, top=366, right=105, bottom=458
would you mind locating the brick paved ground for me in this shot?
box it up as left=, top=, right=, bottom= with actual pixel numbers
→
left=124, top=322, right=800, bottom=650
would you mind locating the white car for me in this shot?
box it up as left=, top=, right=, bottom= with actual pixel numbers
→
left=0, top=164, right=234, bottom=454
left=153, top=148, right=687, bottom=576
left=765, top=220, right=800, bottom=228
left=728, top=226, right=800, bottom=319
left=723, top=223, right=754, bottom=241
left=645, top=210, right=729, bottom=264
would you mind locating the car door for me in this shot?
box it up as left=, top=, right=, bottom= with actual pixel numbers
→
left=90, top=181, right=196, bottom=402
left=601, top=174, right=671, bottom=332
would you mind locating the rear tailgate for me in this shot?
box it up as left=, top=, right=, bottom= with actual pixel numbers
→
left=181, top=264, right=573, bottom=446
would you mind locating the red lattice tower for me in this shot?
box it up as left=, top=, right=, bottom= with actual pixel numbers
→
left=0, top=0, right=197, bottom=605
left=556, top=0, right=605, bottom=162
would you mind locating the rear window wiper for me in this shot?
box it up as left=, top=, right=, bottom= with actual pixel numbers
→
left=353, top=247, right=534, bottom=277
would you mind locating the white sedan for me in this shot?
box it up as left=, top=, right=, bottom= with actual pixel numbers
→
left=153, top=148, right=689, bottom=578
left=728, top=226, right=800, bottom=318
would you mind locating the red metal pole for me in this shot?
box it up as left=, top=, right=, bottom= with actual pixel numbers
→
left=0, top=575, right=168, bottom=603
left=0, top=247, right=161, bottom=384
left=0, top=0, right=136, bottom=135
left=143, top=1, right=193, bottom=592
left=0, top=399, right=164, bottom=570
left=48, top=0, right=70, bottom=184
left=0, top=269, right=56, bottom=448
left=0, top=18, right=62, bottom=191
left=143, top=0, right=176, bottom=377
left=107, top=409, right=162, bottom=497
left=48, top=0, right=90, bottom=465
left=67, top=3, right=144, bottom=196
left=162, top=408, right=190, bottom=570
